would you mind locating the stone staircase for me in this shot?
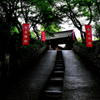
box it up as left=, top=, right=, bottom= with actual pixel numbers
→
left=37, top=51, right=65, bottom=100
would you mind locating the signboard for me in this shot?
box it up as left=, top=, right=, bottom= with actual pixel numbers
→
left=41, top=31, right=45, bottom=41
left=72, top=30, right=75, bottom=41
left=23, top=23, right=29, bottom=45
left=85, top=25, right=92, bottom=47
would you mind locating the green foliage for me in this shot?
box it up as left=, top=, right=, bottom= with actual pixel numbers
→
left=38, top=26, right=45, bottom=35
left=21, top=39, right=45, bottom=56
left=45, top=24, right=62, bottom=36
left=29, top=38, right=45, bottom=46
left=75, top=54, right=83, bottom=63
left=30, top=31, right=36, bottom=38
left=21, top=44, right=37, bottom=55
left=77, top=37, right=82, bottom=42
left=93, top=38, right=99, bottom=41
left=1, top=0, right=100, bottom=56
left=94, top=22, right=100, bottom=38
left=38, top=24, right=62, bottom=37
left=74, top=41, right=87, bottom=49
left=74, top=41, right=95, bottom=53
left=11, top=26, right=19, bottom=35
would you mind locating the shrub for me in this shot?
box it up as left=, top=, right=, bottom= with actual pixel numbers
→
left=21, top=39, right=46, bottom=57
left=77, top=37, right=82, bottom=42
left=74, top=41, right=95, bottom=53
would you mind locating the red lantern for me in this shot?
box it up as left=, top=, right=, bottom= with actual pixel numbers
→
left=23, top=23, right=29, bottom=45
left=85, top=25, right=92, bottom=47
left=41, top=31, right=45, bottom=41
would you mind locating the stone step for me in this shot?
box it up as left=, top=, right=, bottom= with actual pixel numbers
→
left=49, top=77, right=63, bottom=81
left=37, top=51, right=64, bottom=100
left=54, top=67, right=64, bottom=71
left=56, top=55, right=63, bottom=59
left=57, top=56, right=62, bottom=57
left=55, top=64, right=64, bottom=67
left=57, top=53, right=62, bottom=55
left=47, top=81, right=63, bottom=86
left=43, top=86, right=62, bottom=95
left=53, top=71, right=64, bottom=73
left=56, top=59, right=63, bottom=61
left=56, top=58, right=63, bottom=61
left=55, top=61, right=63, bottom=64
left=57, top=52, right=62, bottom=54
left=38, top=87, right=62, bottom=100
left=52, top=71, right=64, bottom=77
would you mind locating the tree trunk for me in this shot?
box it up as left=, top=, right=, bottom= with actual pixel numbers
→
left=35, top=32, right=40, bottom=40
left=80, top=28, right=85, bottom=43
left=33, top=28, right=40, bottom=40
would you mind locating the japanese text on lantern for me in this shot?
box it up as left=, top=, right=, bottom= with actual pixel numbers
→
left=85, top=25, right=92, bottom=47
left=41, top=31, right=45, bottom=41
left=23, top=23, right=29, bottom=45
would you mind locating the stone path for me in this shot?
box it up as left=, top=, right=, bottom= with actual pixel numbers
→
left=61, top=50, right=100, bottom=100
left=1, top=50, right=100, bottom=100
left=1, top=50, right=57, bottom=100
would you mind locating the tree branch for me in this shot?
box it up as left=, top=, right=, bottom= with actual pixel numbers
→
left=87, top=5, right=92, bottom=25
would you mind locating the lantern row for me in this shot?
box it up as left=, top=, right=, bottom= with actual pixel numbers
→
left=23, top=23, right=92, bottom=47
left=23, top=23, right=45, bottom=45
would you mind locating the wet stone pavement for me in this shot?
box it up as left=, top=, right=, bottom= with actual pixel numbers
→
left=1, top=50, right=57, bottom=100
left=61, top=50, right=100, bottom=100
left=1, top=50, right=100, bottom=100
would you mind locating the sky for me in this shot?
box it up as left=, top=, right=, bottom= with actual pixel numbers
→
left=59, top=23, right=81, bottom=38
left=59, top=19, right=96, bottom=39
left=19, top=15, right=95, bottom=40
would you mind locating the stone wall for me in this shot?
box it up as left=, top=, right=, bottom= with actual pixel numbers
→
left=73, top=44, right=100, bottom=73
left=93, top=43, right=100, bottom=72
left=0, top=45, right=47, bottom=78
left=21, top=45, right=47, bottom=68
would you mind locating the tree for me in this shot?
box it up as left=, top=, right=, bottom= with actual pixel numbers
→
left=54, top=0, right=93, bottom=43
left=91, top=0, right=100, bottom=38
left=32, top=0, right=64, bottom=37
left=39, top=24, right=62, bottom=37
left=16, top=0, right=63, bottom=40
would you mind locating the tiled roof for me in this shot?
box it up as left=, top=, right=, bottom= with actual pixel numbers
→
left=46, top=30, right=73, bottom=40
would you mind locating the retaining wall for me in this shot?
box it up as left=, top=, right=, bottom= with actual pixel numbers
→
left=0, top=45, right=47, bottom=78
left=73, top=44, right=100, bottom=74
left=21, top=45, right=47, bottom=68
